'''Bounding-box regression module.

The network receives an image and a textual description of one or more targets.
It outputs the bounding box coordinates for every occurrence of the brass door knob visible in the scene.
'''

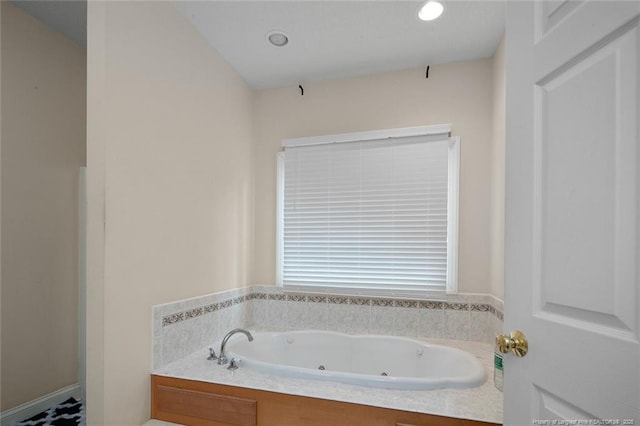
[496,330,528,357]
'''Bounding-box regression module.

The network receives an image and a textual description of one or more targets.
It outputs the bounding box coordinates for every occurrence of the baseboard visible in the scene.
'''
[0,383,81,426]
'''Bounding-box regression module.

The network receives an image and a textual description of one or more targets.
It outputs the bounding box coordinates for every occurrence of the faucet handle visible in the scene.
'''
[207,347,217,361]
[227,358,239,371]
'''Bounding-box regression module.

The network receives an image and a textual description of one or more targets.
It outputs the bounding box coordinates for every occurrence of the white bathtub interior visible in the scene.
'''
[226,330,486,390]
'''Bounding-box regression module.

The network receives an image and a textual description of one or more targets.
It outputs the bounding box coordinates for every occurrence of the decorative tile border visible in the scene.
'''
[471,303,489,312]
[396,300,418,308]
[162,296,228,326]
[488,304,504,320]
[267,293,285,301]
[419,301,444,309]
[184,307,203,319]
[159,287,504,328]
[444,302,468,310]
[350,297,370,306]
[372,298,394,307]
[308,295,326,303]
[328,296,349,304]
[287,294,306,302]
[161,312,184,327]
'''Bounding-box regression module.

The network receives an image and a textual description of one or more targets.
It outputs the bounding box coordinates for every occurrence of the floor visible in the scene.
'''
[13,398,84,426]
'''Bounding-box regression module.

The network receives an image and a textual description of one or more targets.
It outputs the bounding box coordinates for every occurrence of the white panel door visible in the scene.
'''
[505,1,640,424]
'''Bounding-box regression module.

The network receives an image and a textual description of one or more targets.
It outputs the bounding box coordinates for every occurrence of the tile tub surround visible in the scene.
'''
[153,287,253,369]
[153,338,503,424]
[153,286,504,370]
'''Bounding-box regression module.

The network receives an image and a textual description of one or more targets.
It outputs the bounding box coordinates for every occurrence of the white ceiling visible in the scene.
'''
[174,1,505,89]
[11,0,505,90]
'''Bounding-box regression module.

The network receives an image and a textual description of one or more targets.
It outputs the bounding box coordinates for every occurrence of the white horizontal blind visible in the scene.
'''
[282,135,450,295]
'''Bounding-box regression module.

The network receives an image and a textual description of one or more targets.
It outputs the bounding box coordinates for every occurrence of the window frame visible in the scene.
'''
[276,125,459,297]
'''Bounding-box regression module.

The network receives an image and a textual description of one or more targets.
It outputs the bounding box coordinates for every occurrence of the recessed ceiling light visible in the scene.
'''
[267,31,289,47]
[418,1,444,21]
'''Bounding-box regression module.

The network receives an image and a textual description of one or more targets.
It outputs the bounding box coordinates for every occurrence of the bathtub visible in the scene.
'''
[225,330,486,390]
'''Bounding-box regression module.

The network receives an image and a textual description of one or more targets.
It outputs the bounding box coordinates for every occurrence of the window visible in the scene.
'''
[277,125,459,298]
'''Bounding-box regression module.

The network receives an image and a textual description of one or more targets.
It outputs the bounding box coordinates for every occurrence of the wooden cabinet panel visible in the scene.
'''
[155,384,256,426]
[151,375,500,426]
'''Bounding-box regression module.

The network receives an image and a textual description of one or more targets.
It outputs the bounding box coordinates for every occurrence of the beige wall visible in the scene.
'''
[490,36,506,300]
[85,3,502,421]
[253,60,494,294]
[86,2,254,423]
[1,2,86,411]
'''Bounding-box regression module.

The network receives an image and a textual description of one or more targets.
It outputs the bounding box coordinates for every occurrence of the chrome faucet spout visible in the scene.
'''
[217,328,253,365]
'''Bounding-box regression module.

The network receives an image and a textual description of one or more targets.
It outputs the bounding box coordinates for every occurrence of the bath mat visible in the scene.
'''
[12,397,84,426]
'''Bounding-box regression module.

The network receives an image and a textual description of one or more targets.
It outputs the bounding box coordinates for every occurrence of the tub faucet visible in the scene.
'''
[218,328,253,365]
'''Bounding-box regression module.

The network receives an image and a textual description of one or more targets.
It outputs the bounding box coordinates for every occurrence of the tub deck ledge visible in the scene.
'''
[152,336,502,424]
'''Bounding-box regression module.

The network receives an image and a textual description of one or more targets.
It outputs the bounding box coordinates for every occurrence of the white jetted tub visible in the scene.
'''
[225,330,486,390]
